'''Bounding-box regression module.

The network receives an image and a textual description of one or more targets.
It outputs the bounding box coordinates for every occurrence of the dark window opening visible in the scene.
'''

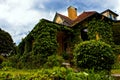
[81,28,89,41]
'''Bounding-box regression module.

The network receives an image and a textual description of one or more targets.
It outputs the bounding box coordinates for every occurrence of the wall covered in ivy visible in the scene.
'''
[112,22,120,45]
[18,19,73,55]
[86,18,113,44]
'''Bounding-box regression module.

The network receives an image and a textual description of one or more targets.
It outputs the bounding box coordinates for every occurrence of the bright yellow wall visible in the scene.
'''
[55,16,63,24]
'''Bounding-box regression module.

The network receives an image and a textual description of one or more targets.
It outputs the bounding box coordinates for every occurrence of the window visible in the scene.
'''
[109,14,112,19]
[81,28,89,41]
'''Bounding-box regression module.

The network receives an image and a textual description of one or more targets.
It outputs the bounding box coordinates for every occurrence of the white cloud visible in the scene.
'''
[0,0,54,44]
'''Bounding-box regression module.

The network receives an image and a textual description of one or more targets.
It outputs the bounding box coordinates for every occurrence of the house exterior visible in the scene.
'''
[101,9,118,21]
[53,6,120,54]
[18,6,120,57]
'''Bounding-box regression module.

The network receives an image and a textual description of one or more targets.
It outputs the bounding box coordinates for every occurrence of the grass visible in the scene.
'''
[111,69,120,74]
[0,67,45,79]
[0,67,115,80]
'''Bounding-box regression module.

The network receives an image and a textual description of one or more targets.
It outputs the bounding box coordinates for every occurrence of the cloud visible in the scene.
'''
[0,0,55,44]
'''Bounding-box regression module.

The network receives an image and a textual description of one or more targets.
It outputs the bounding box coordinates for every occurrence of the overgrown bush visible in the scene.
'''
[74,40,115,71]
[9,53,64,69]
[44,55,64,68]
[16,53,47,69]
[0,55,5,64]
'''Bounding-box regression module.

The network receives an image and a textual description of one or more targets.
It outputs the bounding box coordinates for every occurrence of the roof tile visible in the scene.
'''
[56,11,97,27]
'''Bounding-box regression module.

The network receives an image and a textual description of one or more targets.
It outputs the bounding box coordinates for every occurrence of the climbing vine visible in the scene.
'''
[86,18,113,44]
[16,19,73,68]
[18,19,73,55]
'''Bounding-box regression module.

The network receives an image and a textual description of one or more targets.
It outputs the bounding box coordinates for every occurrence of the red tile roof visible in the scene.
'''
[55,11,97,27]
[72,11,97,26]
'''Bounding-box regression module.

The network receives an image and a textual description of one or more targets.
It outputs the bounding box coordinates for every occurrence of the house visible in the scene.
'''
[18,6,120,57]
[53,6,118,26]
[53,6,120,54]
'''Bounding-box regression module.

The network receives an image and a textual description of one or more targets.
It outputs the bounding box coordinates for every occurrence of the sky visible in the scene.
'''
[0,0,120,45]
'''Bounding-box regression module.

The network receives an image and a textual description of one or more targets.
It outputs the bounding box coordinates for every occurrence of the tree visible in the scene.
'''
[0,28,15,56]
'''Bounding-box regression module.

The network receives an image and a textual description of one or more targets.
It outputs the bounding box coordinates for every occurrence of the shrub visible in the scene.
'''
[74,40,115,71]
[16,53,47,69]
[44,55,64,68]
[0,55,6,64]
[62,52,69,60]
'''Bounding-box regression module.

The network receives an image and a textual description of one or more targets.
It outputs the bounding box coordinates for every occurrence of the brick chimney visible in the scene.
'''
[68,6,77,20]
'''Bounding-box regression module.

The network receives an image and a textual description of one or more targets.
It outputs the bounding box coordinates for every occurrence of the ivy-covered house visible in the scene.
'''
[53,6,120,54]
[18,6,120,56]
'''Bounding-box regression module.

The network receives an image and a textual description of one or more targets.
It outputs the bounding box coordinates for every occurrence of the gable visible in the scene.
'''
[54,16,63,24]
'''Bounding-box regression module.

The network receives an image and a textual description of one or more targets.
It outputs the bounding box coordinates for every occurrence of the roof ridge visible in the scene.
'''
[54,11,98,27]
[71,11,97,26]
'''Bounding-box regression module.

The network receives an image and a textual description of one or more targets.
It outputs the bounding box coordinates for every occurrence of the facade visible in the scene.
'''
[53,6,120,54]
[18,6,120,56]
[54,6,119,26]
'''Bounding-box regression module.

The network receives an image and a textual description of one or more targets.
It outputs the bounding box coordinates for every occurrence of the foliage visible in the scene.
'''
[17,52,47,69]
[15,19,73,68]
[112,62,120,69]
[18,19,72,55]
[0,55,6,64]
[71,25,83,46]
[112,24,120,45]
[0,28,15,55]
[112,45,120,55]
[86,18,113,44]
[0,67,114,80]
[74,40,115,71]
[62,52,70,60]
[112,45,120,69]
[9,53,63,69]
[44,55,64,68]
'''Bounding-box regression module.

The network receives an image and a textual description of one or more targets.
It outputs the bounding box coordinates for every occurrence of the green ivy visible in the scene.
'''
[86,18,113,44]
[16,19,73,68]
[112,24,120,45]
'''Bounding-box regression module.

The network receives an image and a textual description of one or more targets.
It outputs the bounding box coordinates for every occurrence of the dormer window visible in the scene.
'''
[101,9,118,21]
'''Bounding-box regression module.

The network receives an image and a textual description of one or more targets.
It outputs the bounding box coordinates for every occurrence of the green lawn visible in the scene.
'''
[0,67,115,80]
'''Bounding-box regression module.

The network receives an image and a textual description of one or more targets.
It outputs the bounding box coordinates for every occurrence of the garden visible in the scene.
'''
[0,18,120,80]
